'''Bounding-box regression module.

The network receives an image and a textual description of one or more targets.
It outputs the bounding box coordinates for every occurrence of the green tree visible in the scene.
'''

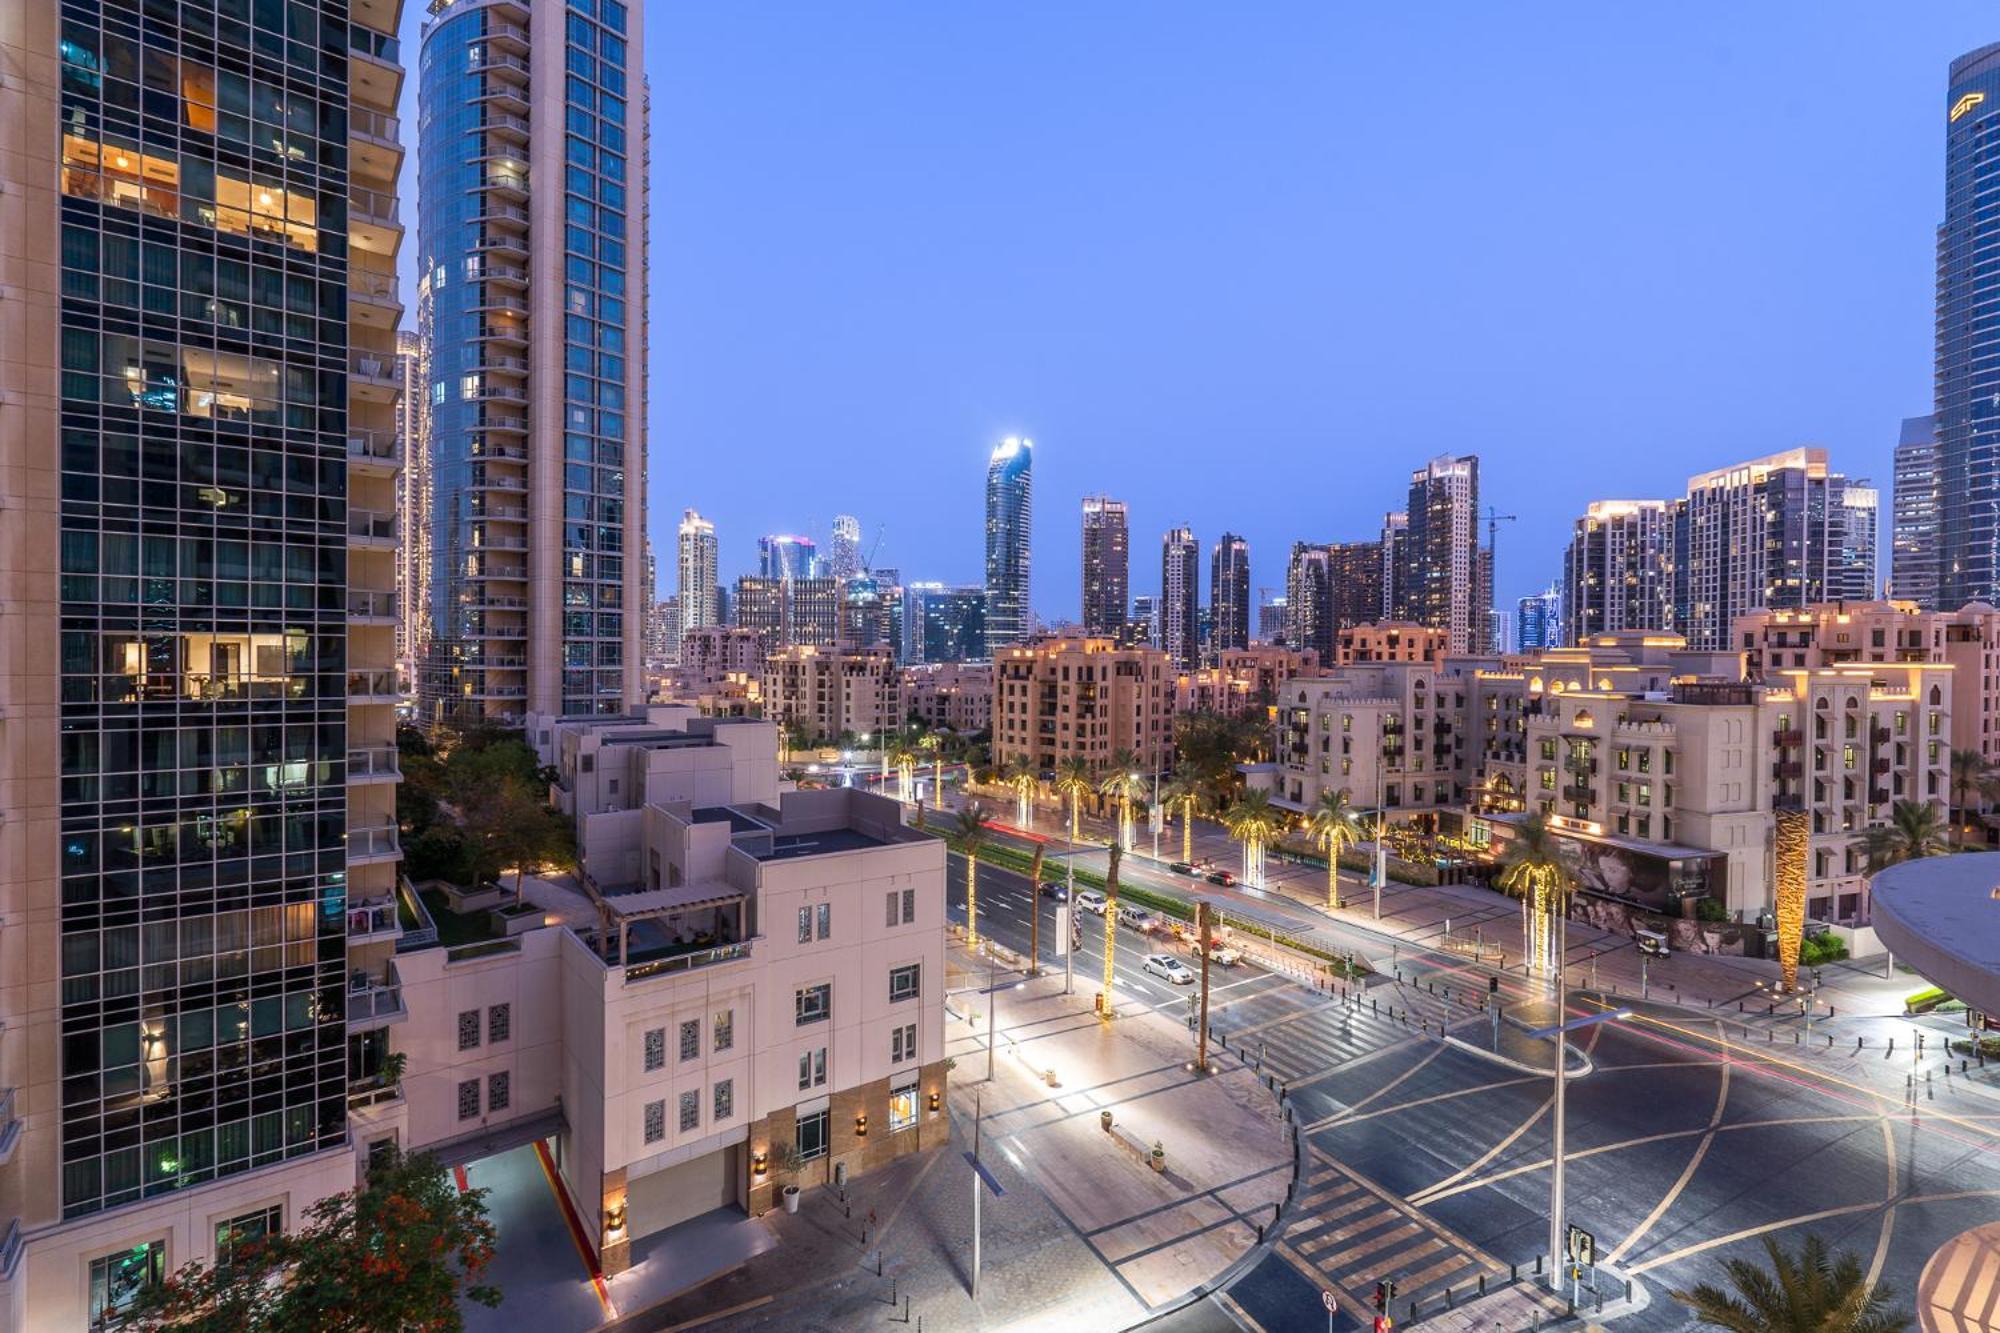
[952,804,991,949]
[116,1148,500,1332]
[1670,1233,1908,1333]
[1949,747,2000,844]
[1497,812,1576,977]
[1053,758,1095,841]
[1307,787,1364,910]
[1852,800,1950,874]
[1222,787,1285,889]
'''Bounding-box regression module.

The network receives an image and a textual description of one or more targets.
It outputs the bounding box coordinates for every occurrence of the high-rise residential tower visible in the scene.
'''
[984,437,1034,649]
[1285,543,1333,664]
[1937,45,2000,608]
[394,330,427,668]
[677,508,719,642]
[827,514,863,582]
[417,0,648,725]
[1892,415,1942,608]
[1561,500,1678,641]
[1210,533,1250,656]
[1517,587,1563,650]
[758,534,818,582]
[1676,449,1876,650]
[1161,527,1201,669]
[1080,495,1130,636]
[2,1,408,1323]
[1405,455,1484,654]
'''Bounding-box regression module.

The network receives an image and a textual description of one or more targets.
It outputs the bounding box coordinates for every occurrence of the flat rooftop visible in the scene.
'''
[1871,852,2000,1015]
[756,827,887,861]
[695,806,768,835]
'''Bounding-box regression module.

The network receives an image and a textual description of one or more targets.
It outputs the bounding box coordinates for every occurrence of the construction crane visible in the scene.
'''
[864,524,888,575]
[1482,507,1517,650]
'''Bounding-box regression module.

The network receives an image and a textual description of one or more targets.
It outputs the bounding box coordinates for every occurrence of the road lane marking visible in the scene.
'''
[533,1137,616,1318]
[1408,1093,1552,1206]
[1604,1062,1731,1264]
[1299,1044,1443,1123]
[1866,1116,1898,1290]
[1625,1199,1886,1276]
[1325,1074,1541,1128]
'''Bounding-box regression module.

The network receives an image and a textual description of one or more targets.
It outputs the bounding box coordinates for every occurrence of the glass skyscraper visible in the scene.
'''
[417,0,646,727]
[1936,43,2000,609]
[983,437,1032,649]
[4,0,407,1316]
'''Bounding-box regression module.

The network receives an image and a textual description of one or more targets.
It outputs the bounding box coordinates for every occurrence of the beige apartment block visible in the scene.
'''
[1259,663,1463,818]
[1333,621,1448,665]
[762,646,901,746]
[993,637,1173,776]
[900,662,994,735]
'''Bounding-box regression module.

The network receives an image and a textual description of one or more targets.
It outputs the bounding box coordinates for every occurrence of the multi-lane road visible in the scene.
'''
[945,837,2000,1331]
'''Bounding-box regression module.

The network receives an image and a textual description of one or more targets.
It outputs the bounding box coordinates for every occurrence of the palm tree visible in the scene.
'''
[887,740,919,804]
[1671,1233,1909,1333]
[1099,751,1145,852]
[1101,842,1122,1013]
[1004,754,1039,830]
[1053,758,1095,842]
[1852,800,1950,873]
[1026,842,1046,974]
[951,804,991,949]
[1160,766,1204,864]
[1497,813,1576,978]
[1949,747,1999,845]
[922,731,946,805]
[1222,787,1285,889]
[1307,788,1365,911]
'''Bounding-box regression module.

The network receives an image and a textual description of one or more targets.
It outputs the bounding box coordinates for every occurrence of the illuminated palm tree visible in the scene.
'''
[1307,787,1365,911]
[1101,841,1122,1015]
[1053,757,1095,842]
[1099,750,1145,852]
[1222,787,1284,890]
[1160,766,1203,864]
[1004,754,1038,830]
[1671,1233,1908,1333]
[888,740,919,804]
[1497,813,1576,978]
[1947,748,1997,845]
[1853,799,1950,872]
[951,804,991,950]
[922,731,945,805]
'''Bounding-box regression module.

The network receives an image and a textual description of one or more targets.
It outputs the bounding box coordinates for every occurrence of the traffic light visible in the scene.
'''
[1373,1279,1397,1311]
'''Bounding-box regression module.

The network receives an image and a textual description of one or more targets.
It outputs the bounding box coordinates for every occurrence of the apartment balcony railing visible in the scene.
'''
[0,1218,21,1282]
[348,745,401,782]
[397,877,439,952]
[1561,784,1594,804]
[346,967,407,1029]
[466,655,526,670]
[349,668,400,701]
[347,1080,405,1112]
[349,590,398,621]
[349,819,401,863]
[473,51,531,80]
[350,105,401,146]
[349,429,398,465]
[350,185,400,229]
[624,940,754,984]
[350,509,398,544]
[347,892,403,944]
[1773,729,1804,747]
[481,111,531,139]
[351,354,398,386]
[350,267,400,309]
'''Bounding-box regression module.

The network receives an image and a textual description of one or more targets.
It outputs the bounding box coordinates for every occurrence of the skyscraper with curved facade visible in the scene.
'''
[984,437,1033,648]
[417,0,647,727]
[1937,43,2000,609]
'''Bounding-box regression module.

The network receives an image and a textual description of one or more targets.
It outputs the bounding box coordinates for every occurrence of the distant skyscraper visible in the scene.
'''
[1405,455,1483,654]
[1210,533,1251,656]
[417,0,646,722]
[840,575,894,652]
[1937,44,2000,608]
[828,514,863,582]
[760,534,819,582]
[1893,414,1942,608]
[1380,511,1412,620]
[1562,500,1676,642]
[736,575,840,649]
[1162,527,1201,668]
[1081,496,1130,635]
[1285,543,1333,663]
[679,509,720,643]
[1258,595,1287,643]
[1676,449,1876,649]
[908,585,990,663]
[1131,595,1160,648]
[1328,542,1385,633]
[1517,586,1562,650]
[984,437,1034,648]
[647,596,682,672]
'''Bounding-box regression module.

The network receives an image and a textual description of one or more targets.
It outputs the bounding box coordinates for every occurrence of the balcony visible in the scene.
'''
[482,111,531,144]
[351,353,399,402]
[346,965,407,1031]
[349,266,402,328]
[0,1087,18,1166]
[349,185,402,251]
[472,473,528,493]
[0,1218,20,1282]
[348,745,401,784]
[624,941,754,983]
[477,624,528,640]
[349,668,401,703]
[465,654,526,670]
[470,291,528,319]
[485,18,530,51]
[475,169,529,204]
[347,892,404,945]
[475,263,528,290]
[350,508,398,548]
[1773,728,1804,747]
[471,684,528,699]
[471,199,529,230]
[1561,784,1594,804]
[349,818,402,865]
[474,50,531,83]
[472,441,528,461]
[349,589,398,624]
[1773,760,1804,780]
[466,383,528,405]
[349,428,400,473]
[350,104,401,151]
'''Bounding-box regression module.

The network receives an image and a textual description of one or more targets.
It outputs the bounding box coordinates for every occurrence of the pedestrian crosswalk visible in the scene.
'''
[1211,992,1416,1086]
[1279,1153,1503,1320]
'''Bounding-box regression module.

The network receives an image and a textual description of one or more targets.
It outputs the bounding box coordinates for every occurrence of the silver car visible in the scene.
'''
[1143,953,1195,985]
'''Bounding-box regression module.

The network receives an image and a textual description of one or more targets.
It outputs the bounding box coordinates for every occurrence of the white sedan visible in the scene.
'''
[1143,954,1196,985]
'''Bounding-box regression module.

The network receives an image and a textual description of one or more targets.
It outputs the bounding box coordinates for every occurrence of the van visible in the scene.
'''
[1635,928,1669,958]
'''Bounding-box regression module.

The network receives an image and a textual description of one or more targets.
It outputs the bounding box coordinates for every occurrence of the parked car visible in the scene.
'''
[1190,939,1242,966]
[1117,904,1156,931]
[1039,881,1068,901]
[1170,861,1198,876]
[1075,890,1107,915]
[1143,954,1196,985]
[1206,869,1236,887]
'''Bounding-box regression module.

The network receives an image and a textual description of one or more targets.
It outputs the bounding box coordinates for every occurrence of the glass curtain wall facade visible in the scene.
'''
[983,437,1032,649]
[46,0,404,1221]
[418,0,643,726]
[1938,44,2000,609]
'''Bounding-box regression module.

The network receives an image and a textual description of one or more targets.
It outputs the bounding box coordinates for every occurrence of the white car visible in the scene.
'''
[1143,954,1196,985]
[1075,890,1108,915]
[1191,940,1242,966]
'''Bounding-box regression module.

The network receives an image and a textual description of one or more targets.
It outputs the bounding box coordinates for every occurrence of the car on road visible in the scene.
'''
[1075,890,1107,915]
[1206,869,1236,886]
[1169,861,1198,876]
[1142,954,1196,984]
[1190,940,1241,966]
[1116,904,1156,931]
[1039,881,1068,901]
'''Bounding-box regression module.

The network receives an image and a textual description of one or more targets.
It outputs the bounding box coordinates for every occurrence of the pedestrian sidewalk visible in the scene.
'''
[620,946,1293,1332]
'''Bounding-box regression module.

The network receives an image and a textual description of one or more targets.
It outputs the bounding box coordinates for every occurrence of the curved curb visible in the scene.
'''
[1443,1033,1594,1079]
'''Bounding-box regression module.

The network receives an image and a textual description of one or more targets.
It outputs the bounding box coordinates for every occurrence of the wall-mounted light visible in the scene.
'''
[751,1150,768,1177]
[604,1199,627,1237]
[927,1091,940,1114]
[855,1113,869,1137]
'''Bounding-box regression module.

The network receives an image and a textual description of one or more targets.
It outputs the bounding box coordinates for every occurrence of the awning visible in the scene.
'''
[605,881,744,918]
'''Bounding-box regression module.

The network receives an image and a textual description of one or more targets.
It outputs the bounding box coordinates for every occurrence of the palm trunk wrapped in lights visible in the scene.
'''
[1102,843,1122,1017]
[1774,805,1808,992]
[1308,790,1364,913]
[1223,789,1281,893]
[1181,799,1195,863]
[1499,814,1572,984]
[952,806,990,952]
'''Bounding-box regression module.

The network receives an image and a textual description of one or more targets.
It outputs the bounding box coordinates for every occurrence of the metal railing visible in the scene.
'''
[0,1218,21,1281]
[348,746,401,780]
[350,509,398,543]
[349,429,397,463]
[347,893,402,939]
[349,590,398,620]
[347,980,406,1024]
[350,185,400,227]
[624,940,753,983]
[349,821,401,860]
[0,1087,18,1161]
[471,201,529,226]
[473,51,531,77]
[348,668,399,699]
[350,105,401,143]
[397,877,440,951]
[482,112,531,136]
[350,268,399,305]
[351,354,397,383]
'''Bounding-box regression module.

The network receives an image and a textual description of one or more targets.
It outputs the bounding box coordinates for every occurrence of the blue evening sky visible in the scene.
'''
[398,4,1995,620]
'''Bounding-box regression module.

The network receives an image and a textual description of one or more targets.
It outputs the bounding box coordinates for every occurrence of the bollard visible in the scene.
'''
[1625,1279,1633,1302]
[1479,1274,1487,1295]
[1512,1262,1519,1283]
[1890,1037,1896,1053]
[1535,1254,1544,1275]
[904,1295,911,1322]
[1858,1036,1864,1051]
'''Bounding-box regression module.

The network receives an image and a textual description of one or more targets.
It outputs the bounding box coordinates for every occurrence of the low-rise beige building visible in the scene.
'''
[1173,646,1318,715]
[993,637,1173,775]
[762,646,902,746]
[900,662,994,734]
[1333,621,1447,665]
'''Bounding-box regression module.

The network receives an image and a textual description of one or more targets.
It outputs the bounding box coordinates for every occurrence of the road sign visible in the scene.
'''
[1566,1223,1595,1269]
[1322,1290,1337,1312]
[1055,906,1071,956]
